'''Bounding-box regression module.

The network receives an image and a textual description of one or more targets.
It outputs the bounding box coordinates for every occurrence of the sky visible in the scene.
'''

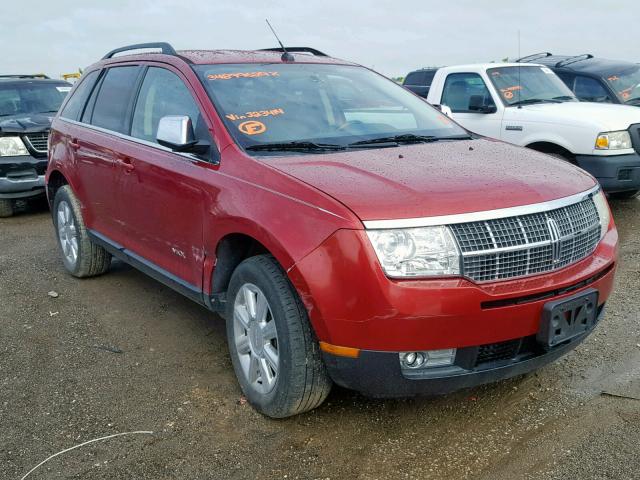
[3,0,639,79]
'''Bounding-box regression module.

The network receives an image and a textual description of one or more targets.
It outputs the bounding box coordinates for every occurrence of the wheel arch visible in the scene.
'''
[208,226,297,297]
[525,141,576,163]
[46,169,69,208]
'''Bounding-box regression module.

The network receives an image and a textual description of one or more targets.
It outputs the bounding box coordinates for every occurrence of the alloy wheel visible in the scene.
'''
[57,200,78,267]
[233,283,279,395]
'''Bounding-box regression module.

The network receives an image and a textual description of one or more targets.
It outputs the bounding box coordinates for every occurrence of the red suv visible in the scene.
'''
[46,43,618,418]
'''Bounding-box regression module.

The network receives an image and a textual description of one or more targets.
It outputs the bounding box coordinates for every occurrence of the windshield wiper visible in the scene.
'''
[37,110,59,114]
[551,95,576,101]
[348,133,472,147]
[511,98,563,106]
[245,141,345,152]
[626,97,640,105]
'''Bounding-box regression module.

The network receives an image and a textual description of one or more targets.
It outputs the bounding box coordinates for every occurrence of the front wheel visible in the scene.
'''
[225,255,332,418]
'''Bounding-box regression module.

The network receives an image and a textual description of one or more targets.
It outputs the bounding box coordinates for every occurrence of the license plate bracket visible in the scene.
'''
[537,288,599,349]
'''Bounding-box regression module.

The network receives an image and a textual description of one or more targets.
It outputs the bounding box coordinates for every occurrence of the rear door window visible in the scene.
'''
[60,70,99,121]
[90,66,141,134]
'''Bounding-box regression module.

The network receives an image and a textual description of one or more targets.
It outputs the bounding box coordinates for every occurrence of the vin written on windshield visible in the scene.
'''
[195,63,468,154]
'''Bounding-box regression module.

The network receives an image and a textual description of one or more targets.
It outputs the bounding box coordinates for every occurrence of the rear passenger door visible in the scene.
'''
[116,65,215,291]
[69,66,142,238]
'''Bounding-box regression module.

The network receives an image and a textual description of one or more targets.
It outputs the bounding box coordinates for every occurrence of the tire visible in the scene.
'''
[0,199,13,218]
[225,254,332,418]
[609,190,639,200]
[52,185,112,277]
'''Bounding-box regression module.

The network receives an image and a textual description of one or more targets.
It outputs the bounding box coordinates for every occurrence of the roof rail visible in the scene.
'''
[555,54,593,68]
[0,74,50,79]
[102,42,177,60]
[259,47,329,57]
[516,52,553,63]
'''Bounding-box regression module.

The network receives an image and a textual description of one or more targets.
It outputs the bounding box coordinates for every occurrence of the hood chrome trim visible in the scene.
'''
[363,185,601,229]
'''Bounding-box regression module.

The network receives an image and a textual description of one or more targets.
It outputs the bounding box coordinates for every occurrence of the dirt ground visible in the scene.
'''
[1,197,639,480]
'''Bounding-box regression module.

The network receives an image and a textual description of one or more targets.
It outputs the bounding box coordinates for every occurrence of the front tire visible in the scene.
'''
[52,185,112,277]
[0,199,13,218]
[225,255,332,418]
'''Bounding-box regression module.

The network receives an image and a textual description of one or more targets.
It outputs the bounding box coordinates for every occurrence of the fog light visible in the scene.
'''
[400,349,456,369]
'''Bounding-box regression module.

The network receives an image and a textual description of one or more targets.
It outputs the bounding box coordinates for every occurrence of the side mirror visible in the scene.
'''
[468,95,497,114]
[157,115,198,151]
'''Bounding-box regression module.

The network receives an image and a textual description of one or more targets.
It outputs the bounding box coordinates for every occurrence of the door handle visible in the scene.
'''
[117,156,135,173]
[69,138,80,150]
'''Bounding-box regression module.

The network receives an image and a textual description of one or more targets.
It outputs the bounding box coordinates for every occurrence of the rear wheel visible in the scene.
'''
[53,185,112,277]
[225,254,332,418]
[0,199,14,218]
[609,190,639,200]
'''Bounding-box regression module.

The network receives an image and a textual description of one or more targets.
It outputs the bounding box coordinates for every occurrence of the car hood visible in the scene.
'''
[264,139,597,222]
[519,101,640,130]
[0,113,54,134]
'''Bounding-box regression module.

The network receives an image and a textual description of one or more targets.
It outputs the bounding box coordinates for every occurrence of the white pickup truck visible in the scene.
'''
[426,63,640,198]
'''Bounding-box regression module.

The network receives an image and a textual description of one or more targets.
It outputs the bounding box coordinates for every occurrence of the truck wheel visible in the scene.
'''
[53,185,112,277]
[0,199,13,218]
[609,190,639,200]
[225,254,332,418]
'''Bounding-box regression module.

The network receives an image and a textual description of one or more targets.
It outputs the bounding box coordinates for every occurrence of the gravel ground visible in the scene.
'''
[1,196,639,480]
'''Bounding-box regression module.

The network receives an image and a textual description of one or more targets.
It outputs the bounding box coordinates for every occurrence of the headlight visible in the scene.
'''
[0,136,29,156]
[592,189,611,239]
[595,130,632,150]
[366,226,461,277]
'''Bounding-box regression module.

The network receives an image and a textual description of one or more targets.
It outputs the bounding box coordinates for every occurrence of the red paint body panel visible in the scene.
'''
[264,139,597,221]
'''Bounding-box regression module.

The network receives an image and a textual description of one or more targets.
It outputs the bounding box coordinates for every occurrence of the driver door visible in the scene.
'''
[441,72,504,138]
[115,66,216,291]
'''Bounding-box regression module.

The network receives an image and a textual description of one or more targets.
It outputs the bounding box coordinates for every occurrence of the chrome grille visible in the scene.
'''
[23,131,49,153]
[451,196,601,282]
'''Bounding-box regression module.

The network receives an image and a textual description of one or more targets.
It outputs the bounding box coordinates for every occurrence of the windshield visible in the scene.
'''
[195,63,468,153]
[487,66,577,106]
[603,66,640,104]
[0,81,71,117]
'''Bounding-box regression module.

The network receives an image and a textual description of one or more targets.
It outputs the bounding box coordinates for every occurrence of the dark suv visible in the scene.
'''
[402,68,438,98]
[0,75,71,217]
[517,53,640,106]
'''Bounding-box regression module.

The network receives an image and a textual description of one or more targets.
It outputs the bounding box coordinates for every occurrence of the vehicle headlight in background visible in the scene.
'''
[366,226,461,277]
[0,136,29,157]
[595,130,632,150]
[592,189,611,239]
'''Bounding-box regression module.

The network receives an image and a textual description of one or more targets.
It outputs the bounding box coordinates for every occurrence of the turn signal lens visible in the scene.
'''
[319,341,360,358]
[595,135,609,149]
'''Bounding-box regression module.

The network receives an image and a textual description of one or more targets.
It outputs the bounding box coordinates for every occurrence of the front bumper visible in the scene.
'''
[0,154,47,199]
[323,305,604,397]
[575,152,640,193]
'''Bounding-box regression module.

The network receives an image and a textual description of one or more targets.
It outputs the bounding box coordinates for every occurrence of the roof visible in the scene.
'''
[100,49,357,67]
[439,62,544,71]
[519,54,638,75]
